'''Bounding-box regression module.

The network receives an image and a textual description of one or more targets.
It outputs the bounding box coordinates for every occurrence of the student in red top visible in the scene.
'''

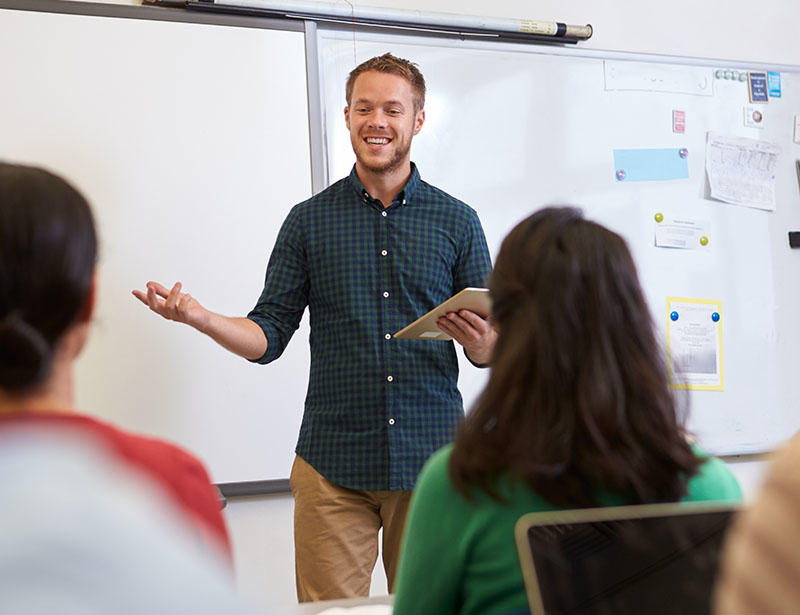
[0,162,231,563]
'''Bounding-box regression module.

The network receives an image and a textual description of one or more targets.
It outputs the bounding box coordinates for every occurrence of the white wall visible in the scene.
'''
[224,493,390,608]
[59,0,799,610]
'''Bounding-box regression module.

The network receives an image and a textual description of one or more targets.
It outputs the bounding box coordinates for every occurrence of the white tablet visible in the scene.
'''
[393,287,491,340]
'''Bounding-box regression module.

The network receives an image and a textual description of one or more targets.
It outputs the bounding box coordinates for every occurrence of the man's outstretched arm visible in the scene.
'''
[132,281,267,361]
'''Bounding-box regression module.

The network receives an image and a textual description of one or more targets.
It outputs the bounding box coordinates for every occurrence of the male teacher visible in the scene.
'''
[133,53,495,601]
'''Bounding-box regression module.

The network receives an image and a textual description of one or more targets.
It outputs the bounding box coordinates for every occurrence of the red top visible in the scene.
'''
[0,412,231,563]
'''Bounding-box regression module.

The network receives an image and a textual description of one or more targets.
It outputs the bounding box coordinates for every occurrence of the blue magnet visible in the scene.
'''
[711,312,720,322]
[670,311,679,321]
[616,169,626,181]
[679,148,688,158]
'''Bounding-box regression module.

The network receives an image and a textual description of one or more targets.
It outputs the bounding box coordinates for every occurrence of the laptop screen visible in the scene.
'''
[515,503,737,615]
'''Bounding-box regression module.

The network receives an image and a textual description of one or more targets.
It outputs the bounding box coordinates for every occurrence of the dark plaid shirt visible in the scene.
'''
[248,164,491,490]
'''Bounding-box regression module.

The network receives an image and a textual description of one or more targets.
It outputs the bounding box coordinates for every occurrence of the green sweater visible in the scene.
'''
[392,444,742,615]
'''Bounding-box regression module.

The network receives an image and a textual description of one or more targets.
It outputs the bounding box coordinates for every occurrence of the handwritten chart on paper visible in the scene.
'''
[705,132,780,211]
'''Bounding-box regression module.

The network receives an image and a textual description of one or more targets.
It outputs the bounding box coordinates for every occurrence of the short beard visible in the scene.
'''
[356,141,411,176]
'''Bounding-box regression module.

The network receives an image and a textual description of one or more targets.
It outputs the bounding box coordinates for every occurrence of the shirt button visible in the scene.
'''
[384,333,391,340]
[383,291,389,298]
[381,211,387,217]
[387,376,393,382]
[381,250,387,256]
[388,418,395,425]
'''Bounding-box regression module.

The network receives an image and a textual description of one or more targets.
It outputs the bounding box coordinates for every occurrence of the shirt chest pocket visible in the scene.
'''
[394,234,457,297]
[307,235,380,311]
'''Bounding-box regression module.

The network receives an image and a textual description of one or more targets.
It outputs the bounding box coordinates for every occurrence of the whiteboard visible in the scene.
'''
[0,6,313,483]
[317,28,800,455]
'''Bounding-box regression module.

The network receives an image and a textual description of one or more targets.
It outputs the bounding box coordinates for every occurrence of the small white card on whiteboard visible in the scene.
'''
[744,105,765,129]
[653,214,710,249]
[604,60,713,96]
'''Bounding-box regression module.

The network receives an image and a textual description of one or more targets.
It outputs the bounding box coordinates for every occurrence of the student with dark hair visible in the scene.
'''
[392,207,742,615]
[0,163,231,563]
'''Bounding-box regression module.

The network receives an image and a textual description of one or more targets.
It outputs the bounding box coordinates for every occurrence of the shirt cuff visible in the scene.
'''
[463,347,489,369]
[245,315,275,364]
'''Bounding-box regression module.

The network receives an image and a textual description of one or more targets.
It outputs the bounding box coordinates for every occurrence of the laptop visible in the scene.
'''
[514,502,739,615]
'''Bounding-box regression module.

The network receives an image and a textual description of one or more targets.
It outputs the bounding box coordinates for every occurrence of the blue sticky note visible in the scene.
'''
[768,71,781,98]
[613,148,689,182]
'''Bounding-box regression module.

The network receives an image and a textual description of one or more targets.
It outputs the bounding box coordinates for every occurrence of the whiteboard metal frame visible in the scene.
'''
[303,19,328,193]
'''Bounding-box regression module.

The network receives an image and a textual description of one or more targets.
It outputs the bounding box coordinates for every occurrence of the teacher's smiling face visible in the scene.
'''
[345,70,425,178]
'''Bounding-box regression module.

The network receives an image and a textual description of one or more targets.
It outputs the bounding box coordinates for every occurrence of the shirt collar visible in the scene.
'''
[346,162,421,206]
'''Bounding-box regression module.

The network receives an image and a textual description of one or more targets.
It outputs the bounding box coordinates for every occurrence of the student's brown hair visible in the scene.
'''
[449,206,701,506]
[345,53,426,112]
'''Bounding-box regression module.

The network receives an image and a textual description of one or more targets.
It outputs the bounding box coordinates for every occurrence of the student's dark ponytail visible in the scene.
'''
[0,163,97,393]
[0,313,52,391]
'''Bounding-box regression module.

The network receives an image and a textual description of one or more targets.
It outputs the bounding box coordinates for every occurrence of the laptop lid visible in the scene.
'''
[514,502,738,615]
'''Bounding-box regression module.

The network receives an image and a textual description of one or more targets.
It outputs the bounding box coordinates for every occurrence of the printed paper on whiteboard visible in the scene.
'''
[705,132,780,211]
[654,215,710,250]
[666,297,724,391]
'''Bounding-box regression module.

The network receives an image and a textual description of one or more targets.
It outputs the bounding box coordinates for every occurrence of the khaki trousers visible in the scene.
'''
[289,455,413,602]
